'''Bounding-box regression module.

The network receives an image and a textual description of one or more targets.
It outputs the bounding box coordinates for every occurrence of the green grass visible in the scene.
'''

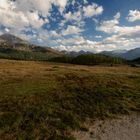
[0,59,140,140]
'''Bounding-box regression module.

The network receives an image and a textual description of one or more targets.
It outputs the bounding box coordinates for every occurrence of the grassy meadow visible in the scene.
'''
[0,59,140,139]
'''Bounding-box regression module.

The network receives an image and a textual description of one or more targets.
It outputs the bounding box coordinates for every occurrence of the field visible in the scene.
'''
[0,59,140,140]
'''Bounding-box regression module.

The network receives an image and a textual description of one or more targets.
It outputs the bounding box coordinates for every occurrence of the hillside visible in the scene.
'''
[102,50,127,58]
[0,33,27,44]
[0,34,63,60]
[123,48,140,60]
[0,59,139,140]
[0,34,30,51]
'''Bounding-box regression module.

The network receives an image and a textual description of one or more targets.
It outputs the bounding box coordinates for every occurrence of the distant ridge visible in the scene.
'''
[122,48,140,60]
[101,48,140,60]
[65,48,140,60]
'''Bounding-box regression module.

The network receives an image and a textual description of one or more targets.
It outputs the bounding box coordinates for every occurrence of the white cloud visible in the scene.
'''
[0,0,13,10]
[61,25,83,36]
[0,0,51,31]
[114,12,121,20]
[56,36,86,46]
[0,0,69,31]
[14,0,52,16]
[60,10,86,29]
[55,0,68,13]
[83,3,103,17]
[127,10,140,22]
[97,12,140,36]
[15,0,68,16]
[55,33,140,52]
[95,12,140,51]
[95,35,102,39]
[64,11,82,21]
[5,28,10,32]
[50,31,61,38]
[83,0,88,4]
[96,12,120,33]
[55,43,99,52]
[0,9,46,29]
[60,2,103,30]
[102,34,140,50]
[54,35,116,52]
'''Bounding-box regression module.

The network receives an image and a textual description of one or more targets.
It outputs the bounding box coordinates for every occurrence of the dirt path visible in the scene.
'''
[73,114,140,140]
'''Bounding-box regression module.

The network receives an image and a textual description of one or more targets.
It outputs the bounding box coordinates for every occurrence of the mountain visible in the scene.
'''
[63,48,140,61]
[101,48,140,60]
[102,50,127,57]
[122,48,140,60]
[0,34,27,44]
[66,50,93,57]
[0,33,32,51]
[0,34,63,60]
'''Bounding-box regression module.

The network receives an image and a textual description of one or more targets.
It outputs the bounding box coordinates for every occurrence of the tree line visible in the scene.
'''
[49,54,126,65]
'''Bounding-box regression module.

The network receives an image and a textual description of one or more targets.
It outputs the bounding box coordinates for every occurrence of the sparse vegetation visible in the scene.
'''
[0,59,140,139]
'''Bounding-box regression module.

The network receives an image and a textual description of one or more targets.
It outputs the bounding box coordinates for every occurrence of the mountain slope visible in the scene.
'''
[0,34,32,51]
[122,48,140,60]
[66,50,93,57]
[0,34,63,60]
[0,34,26,44]
[102,50,127,57]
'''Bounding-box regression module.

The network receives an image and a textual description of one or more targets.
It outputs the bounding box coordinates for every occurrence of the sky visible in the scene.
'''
[0,0,140,52]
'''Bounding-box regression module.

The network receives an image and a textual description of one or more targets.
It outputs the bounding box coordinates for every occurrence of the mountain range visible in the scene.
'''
[0,33,140,60]
[65,48,140,60]
[101,48,140,60]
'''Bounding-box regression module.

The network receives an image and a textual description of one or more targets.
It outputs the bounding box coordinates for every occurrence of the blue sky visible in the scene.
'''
[0,0,140,52]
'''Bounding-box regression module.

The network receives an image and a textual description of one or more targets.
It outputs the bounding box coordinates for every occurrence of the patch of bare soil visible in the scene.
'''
[73,114,140,140]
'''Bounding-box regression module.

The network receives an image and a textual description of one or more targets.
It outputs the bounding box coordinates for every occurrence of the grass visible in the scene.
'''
[0,59,140,140]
